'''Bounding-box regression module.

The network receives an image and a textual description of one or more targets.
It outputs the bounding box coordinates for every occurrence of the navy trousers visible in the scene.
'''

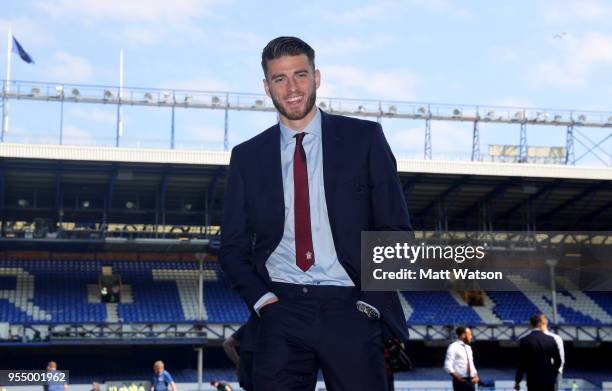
[252,282,388,391]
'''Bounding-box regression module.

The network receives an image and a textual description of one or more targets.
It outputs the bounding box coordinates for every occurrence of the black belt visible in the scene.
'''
[269,281,358,300]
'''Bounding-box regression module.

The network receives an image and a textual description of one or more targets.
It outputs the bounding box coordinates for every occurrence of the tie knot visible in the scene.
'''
[294,132,306,145]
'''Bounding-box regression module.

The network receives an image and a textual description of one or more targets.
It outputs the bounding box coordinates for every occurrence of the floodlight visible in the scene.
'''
[55,85,63,97]
[104,90,114,100]
[388,105,397,114]
[514,111,524,121]
[18,199,29,207]
[553,114,562,122]
[143,92,153,102]
[255,99,264,108]
[184,95,192,104]
[71,88,80,97]
[357,105,366,113]
[318,101,327,109]
[577,114,587,123]
[486,110,495,119]
[31,87,40,96]
[417,106,427,116]
[161,91,172,103]
[452,108,462,117]
[125,201,135,209]
[211,96,221,106]
[81,200,90,208]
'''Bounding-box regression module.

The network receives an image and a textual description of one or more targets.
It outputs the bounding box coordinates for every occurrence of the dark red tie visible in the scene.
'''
[294,132,315,272]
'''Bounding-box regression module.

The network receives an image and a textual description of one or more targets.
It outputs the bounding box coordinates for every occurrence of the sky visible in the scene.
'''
[1,0,612,165]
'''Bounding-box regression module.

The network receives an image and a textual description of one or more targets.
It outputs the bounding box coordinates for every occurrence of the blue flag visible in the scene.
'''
[12,36,34,64]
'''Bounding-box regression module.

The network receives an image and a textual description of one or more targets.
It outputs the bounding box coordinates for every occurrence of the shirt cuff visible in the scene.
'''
[254,292,278,316]
[356,300,381,318]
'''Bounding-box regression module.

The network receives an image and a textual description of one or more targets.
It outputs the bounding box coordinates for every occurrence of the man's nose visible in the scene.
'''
[287,77,298,91]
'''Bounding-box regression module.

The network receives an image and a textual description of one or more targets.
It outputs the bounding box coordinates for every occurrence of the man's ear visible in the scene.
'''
[315,69,321,90]
[263,78,271,98]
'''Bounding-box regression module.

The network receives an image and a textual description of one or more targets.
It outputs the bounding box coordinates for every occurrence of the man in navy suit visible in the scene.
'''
[219,36,411,391]
[515,314,562,391]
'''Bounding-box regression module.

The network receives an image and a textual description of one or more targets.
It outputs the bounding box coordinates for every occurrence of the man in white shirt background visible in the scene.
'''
[444,326,479,391]
[539,315,565,389]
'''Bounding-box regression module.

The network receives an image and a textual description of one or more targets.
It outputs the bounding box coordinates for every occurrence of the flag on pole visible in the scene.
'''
[12,36,34,64]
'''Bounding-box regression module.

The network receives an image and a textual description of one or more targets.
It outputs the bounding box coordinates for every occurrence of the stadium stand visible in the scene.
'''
[0,259,610,326]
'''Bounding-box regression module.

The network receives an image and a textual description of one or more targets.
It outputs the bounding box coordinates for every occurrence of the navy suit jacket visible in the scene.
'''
[515,330,562,386]
[219,110,412,341]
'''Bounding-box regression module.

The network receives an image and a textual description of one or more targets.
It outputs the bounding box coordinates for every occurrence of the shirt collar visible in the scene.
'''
[279,107,322,146]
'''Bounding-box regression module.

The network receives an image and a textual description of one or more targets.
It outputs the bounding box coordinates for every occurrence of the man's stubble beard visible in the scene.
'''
[270,84,317,121]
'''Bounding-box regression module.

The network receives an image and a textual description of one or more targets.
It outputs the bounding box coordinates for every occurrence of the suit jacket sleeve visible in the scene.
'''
[360,123,413,319]
[368,122,412,231]
[219,147,270,309]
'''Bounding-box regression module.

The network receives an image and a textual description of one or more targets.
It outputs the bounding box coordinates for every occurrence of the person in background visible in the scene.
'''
[150,361,177,391]
[222,322,254,391]
[540,314,565,389]
[515,314,562,391]
[45,361,68,391]
[444,326,479,391]
[209,380,232,391]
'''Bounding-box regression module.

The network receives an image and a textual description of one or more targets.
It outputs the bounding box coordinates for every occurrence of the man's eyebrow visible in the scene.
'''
[269,72,286,79]
[270,68,310,79]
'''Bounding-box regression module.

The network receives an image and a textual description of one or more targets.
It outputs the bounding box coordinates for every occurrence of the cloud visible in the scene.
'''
[318,64,419,100]
[176,125,225,149]
[43,52,94,83]
[69,107,116,124]
[158,76,232,92]
[35,0,225,45]
[529,32,612,88]
[36,0,223,22]
[322,2,397,25]
[543,0,612,24]
[491,97,534,109]
[312,35,396,58]
[408,0,474,20]
[386,121,472,159]
[61,125,97,146]
[0,17,51,45]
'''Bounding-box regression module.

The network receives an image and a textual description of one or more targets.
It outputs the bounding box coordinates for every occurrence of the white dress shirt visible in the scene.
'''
[545,330,565,374]
[444,340,477,378]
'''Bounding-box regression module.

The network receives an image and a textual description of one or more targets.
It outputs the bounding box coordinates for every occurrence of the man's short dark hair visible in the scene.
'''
[530,313,544,327]
[261,36,315,78]
[455,326,469,337]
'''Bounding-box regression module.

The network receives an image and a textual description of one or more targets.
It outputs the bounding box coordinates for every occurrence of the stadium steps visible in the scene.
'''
[0,267,52,321]
[106,303,119,322]
[473,292,503,324]
[506,275,565,322]
[397,291,414,321]
[556,278,612,323]
[449,290,469,306]
[87,284,99,303]
[121,285,134,304]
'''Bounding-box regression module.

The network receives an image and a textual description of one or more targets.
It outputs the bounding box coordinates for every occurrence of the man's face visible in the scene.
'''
[263,54,320,122]
[154,364,163,374]
[462,328,473,344]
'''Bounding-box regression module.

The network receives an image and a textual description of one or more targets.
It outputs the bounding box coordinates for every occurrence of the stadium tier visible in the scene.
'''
[0,259,610,326]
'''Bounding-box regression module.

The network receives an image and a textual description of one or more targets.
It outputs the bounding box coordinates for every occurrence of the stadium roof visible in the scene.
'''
[1,143,611,231]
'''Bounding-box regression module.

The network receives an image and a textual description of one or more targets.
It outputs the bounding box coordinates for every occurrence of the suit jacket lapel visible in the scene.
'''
[261,124,285,227]
[321,111,342,237]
